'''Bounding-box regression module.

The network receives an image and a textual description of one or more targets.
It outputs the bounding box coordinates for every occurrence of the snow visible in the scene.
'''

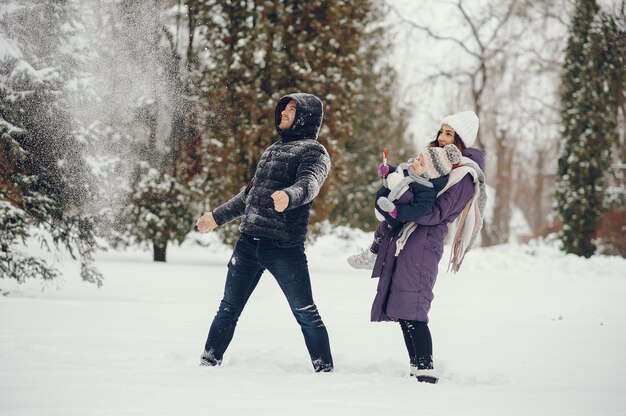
[0,33,22,60]
[2,229,626,415]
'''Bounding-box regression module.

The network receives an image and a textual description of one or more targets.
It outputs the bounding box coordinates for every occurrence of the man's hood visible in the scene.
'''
[275,93,324,142]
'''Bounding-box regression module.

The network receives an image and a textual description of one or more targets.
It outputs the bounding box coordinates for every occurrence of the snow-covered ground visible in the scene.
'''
[2,229,625,415]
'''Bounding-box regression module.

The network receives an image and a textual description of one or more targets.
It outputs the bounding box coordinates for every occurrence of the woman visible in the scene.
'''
[370,110,486,384]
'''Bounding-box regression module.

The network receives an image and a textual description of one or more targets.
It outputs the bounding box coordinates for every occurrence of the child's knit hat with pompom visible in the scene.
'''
[420,144,462,179]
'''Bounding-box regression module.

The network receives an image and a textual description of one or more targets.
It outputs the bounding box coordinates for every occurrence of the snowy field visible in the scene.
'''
[1,229,626,416]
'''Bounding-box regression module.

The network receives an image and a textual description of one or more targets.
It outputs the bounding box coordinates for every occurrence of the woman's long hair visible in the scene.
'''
[428,129,467,152]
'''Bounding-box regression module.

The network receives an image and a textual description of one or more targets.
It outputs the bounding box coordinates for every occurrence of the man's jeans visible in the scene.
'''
[203,233,333,372]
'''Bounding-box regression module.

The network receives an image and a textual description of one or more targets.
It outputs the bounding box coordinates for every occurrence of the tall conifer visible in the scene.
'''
[0,1,101,283]
[195,0,407,239]
[556,0,624,257]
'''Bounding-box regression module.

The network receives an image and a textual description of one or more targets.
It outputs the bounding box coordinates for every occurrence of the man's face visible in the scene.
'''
[279,100,297,130]
[437,124,456,146]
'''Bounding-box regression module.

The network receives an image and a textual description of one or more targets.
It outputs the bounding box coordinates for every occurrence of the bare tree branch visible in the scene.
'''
[484,1,518,47]
[456,0,485,55]
[388,3,481,60]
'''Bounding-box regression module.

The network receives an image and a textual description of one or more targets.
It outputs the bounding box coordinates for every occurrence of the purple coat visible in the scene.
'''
[370,148,485,323]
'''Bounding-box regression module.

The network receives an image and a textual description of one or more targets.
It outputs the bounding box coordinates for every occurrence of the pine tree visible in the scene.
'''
[195,0,265,243]
[556,0,625,257]
[330,3,412,230]
[0,0,102,284]
[195,0,384,241]
[279,0,380,229]
[88,0,202,261]
[115,162,200,261]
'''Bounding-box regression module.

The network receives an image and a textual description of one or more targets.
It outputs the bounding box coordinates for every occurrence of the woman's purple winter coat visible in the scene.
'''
[370,148,485,323]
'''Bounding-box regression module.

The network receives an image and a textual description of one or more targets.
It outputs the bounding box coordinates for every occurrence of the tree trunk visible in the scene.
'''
[486,129,514,246]
[153,242,167,262]
[186,0,197,73]
[533,149,545,234]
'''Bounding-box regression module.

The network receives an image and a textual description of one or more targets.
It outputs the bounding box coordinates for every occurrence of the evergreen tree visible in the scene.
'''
[196,0,265,243]
[115,162,200,262]
[556,0,625,257]
[195,0,388,240]
[90,0,202,261]
[0,0,102,284]
[331,4,412,230]
[277,0,372,226]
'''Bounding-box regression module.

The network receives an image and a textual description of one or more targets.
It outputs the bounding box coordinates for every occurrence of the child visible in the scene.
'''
[347,144,461,269]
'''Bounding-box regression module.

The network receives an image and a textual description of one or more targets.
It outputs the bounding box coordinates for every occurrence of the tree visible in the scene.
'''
[84,0,202,261]
[0,0,102,284]
[556,0,625,257]
[194,0,382,241]
[331,3,413,230]
[390,0,537,246]
[115,163,199,262]
[390,0,598,247]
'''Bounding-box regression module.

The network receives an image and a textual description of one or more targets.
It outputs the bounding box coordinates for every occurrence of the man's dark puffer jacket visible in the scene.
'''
[212,93,330,243]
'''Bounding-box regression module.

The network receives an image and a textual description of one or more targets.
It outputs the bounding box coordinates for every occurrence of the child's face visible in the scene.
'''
[410,154,425,175]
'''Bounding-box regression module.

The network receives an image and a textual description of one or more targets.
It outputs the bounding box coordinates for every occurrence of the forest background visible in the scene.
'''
[1,0,624,285]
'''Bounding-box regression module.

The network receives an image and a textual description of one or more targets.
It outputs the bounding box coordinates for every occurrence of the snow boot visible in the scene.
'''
[410,367,438,384]
[199,350,222,367]
[410,355,438,384]
[347,248,377,270]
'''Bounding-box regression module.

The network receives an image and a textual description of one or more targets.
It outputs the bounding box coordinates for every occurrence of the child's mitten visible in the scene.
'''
[377,196,395,213]
[378,163,390,178]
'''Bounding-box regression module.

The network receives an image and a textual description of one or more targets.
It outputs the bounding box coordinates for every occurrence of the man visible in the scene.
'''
[196,93,333,372]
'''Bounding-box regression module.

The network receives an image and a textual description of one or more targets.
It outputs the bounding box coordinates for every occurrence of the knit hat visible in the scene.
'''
[420,144,462,179]
[440,111,479,147]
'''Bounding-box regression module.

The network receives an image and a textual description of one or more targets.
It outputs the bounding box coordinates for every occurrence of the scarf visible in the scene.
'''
[442,156,487,272]
[387,162,433,202]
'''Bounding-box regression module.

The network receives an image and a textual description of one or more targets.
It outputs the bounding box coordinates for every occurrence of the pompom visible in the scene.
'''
[444,144,462,165]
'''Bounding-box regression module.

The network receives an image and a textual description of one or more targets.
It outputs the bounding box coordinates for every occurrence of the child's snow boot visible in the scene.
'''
[347,248,377,270]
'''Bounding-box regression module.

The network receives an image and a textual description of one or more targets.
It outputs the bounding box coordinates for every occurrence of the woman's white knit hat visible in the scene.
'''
[440,111,479,147]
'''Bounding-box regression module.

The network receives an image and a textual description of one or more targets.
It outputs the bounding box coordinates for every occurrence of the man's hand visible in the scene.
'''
[271,190,289,212]
[196,212,218,233]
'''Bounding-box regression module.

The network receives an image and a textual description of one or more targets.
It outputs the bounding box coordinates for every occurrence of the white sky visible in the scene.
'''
[384,0,622,149]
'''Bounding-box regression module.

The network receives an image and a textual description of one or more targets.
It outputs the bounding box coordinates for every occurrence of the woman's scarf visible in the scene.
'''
[441,156,487,272]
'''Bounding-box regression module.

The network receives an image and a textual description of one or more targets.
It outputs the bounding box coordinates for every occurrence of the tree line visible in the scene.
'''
[1,0,624,286]
[0,0,412,284]
[390,0,625,258]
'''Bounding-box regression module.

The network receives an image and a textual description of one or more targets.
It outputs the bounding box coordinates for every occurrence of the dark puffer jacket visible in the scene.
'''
[212,93,331,242]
